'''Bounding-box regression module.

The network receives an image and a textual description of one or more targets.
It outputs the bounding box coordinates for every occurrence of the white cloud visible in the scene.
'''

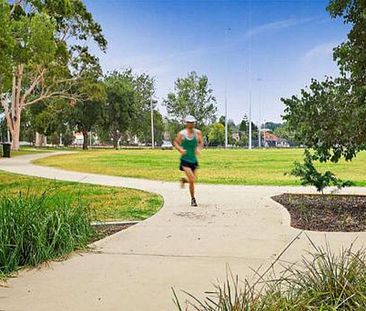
[245,17,317,38]
[303,42,338,62]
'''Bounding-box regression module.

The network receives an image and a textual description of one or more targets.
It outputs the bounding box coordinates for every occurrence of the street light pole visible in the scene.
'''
[225,93,228,149]
[257,78,263,148]
[248,0,253,150]
[224,27,231,149]
[150,96,155,149]
[248,90,252,149]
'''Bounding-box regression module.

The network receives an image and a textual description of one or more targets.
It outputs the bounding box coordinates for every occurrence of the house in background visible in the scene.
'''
[262,130,290,148]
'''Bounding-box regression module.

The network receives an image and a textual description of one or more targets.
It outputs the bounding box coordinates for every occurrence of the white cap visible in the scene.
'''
[184,115,197,123]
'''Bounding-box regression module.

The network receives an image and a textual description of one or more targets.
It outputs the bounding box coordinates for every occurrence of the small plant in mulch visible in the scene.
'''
[280,149,362,232]
[288,149,353,194]
[272,193,366,232]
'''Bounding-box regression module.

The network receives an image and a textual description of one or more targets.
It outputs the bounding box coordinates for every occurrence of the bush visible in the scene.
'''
[173,244,366,310]
[289,149,353,193]
[0,192,95,276]
[62,130,75,147]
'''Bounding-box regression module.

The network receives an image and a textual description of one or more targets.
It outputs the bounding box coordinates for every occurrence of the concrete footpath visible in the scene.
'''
[0,152,365,311]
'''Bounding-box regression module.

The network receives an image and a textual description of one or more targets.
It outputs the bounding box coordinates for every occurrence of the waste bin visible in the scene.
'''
[2,143,11,158]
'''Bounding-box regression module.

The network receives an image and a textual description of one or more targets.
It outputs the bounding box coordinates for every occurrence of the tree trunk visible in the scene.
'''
[35,132,47,147]
[11,126,20,150]
[112,131,120,149]
[10,104,22,150]
[82,130,88,150]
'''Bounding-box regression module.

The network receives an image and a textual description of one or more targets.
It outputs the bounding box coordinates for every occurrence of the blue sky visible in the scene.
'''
[85,0,349,124]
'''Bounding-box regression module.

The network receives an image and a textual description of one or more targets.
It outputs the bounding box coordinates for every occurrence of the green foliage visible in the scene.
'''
[164,71,217,126]
[327,0,366,83]
[282,77,360,162]
[100,70,155,147]
[137,110,164,144]
[174,245,366,310]
[50,132,61,145]
[62,129,74,147]
[1,0,107,149]
[282,0,366,163]
[165,118,182,141]
[238,133,248,147]
[264,121,282,132]
[273,122,298,146]
[70,69,106,149]
[0,0,14,90]
[289,150,353,193]
[0,192,94,276]
[208,123,225,146]
[101,70,138,147]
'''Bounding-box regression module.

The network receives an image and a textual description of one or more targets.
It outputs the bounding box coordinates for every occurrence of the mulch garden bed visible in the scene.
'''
[91,223,135,242]
[272,193,366,232]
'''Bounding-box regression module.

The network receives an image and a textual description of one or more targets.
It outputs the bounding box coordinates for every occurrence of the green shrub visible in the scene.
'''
[0,192,95,276]
[289,149,353,193]
[173,245,366,310]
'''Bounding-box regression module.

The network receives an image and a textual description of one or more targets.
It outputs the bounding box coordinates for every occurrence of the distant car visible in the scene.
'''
[161,140,173,150]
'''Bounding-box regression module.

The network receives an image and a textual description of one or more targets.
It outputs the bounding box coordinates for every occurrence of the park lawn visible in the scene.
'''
[33,148,366,186]
[0,170,163,221]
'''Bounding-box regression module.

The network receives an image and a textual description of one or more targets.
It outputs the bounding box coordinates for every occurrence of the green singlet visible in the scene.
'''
[180,129,198,163]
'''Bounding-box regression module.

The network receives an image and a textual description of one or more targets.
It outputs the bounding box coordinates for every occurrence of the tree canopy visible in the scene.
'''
[282,0,366,162]
[164,71,217,126]
[0,0,107,149]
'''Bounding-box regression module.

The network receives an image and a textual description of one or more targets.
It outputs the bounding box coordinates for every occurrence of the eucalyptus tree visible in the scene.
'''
[0,0,107,149]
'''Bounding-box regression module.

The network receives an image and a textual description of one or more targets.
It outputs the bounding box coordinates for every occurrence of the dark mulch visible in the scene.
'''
[272,193,366,232]
[91,223,135,242]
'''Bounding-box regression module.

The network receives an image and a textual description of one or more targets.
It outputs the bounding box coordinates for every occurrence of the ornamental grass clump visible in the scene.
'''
[0,192,95,276]
[174,243,366,310]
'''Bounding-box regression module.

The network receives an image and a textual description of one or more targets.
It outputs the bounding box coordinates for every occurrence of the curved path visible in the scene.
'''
[0,152,366,311]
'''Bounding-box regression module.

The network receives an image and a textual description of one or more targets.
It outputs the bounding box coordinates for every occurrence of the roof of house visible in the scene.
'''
[263,131,279,142]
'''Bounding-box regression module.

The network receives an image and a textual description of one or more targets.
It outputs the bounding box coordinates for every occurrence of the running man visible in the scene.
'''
[173,115,204,207]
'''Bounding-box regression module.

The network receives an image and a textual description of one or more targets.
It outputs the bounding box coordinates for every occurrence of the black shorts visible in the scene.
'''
[179,159,199,172]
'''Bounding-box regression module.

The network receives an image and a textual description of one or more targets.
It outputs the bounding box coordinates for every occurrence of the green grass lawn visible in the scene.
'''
[0,171,163,221]
[33,148,366,186]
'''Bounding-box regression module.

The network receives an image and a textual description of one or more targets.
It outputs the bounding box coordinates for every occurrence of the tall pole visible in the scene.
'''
[257,78,263,148]
[150,96,155,149]
[225,93,228,149]
[248,0,253,150]
[249,90,252,149]
[224,27,230,149]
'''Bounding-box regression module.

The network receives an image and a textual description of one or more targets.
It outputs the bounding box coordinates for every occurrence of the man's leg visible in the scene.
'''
[182,166,195,199]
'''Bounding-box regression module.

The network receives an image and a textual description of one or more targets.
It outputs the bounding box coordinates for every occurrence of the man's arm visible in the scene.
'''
[173,132,186,155]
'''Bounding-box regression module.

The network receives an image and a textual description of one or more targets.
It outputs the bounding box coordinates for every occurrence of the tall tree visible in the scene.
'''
[0,1,13,97]
[282,0,366,163]
[0,0,106,150]
[101,71,137,148]
[164,71,217,126]
[239,115,249,133]
[101,70,155,148]
[69,67,106,150]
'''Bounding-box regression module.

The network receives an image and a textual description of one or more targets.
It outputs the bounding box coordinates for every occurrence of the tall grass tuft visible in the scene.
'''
[173,244,366,310]
[0,192,95,277]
